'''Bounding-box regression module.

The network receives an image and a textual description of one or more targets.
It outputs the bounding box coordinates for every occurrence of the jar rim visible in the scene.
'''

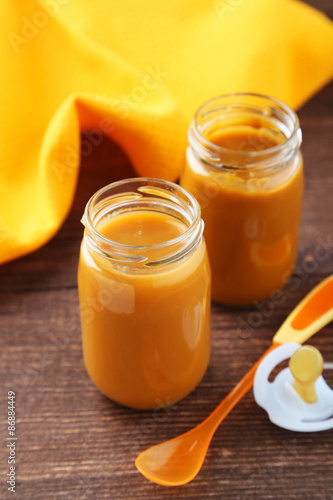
[191,92,301,170]
[82,178,204,266]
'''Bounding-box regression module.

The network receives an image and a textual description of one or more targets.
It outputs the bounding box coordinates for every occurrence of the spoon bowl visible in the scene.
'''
[136,429,208,486]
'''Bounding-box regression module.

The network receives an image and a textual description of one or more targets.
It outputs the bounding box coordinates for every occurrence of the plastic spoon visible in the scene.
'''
[136,275,333,486]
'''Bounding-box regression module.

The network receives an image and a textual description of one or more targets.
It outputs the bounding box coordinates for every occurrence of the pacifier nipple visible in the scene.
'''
[289,345,324,403]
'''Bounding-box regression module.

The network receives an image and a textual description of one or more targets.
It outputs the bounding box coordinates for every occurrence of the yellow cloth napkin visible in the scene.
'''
[1,0,333,264]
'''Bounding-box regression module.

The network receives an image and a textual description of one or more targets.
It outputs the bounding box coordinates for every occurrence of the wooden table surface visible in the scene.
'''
[1,5,333,499]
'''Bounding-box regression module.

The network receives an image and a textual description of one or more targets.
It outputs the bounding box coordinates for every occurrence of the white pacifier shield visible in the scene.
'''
[253,343,333,432]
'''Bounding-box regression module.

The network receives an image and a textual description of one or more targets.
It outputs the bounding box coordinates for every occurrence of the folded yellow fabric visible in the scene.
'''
[1,0,333,264]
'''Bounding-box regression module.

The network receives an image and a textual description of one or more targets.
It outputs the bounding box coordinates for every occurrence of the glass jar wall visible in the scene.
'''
[181,93,304,306]
[78,178,211,409]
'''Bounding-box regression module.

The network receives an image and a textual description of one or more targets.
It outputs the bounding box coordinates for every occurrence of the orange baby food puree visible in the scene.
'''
[181,116,304,305]
[78,210,211,409]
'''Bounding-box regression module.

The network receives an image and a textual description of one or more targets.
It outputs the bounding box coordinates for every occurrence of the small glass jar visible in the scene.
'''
[181,93,304,306]
[78,178,211,409]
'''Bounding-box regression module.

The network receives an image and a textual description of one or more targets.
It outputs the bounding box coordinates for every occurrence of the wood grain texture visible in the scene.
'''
[1,4,333,498]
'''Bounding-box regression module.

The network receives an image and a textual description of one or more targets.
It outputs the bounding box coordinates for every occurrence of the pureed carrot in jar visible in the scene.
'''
[78,179,211,409]
[181,93,304,306]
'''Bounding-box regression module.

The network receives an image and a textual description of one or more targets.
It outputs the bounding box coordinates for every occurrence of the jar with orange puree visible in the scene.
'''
[78,178,211,409]
[181,93,304,306]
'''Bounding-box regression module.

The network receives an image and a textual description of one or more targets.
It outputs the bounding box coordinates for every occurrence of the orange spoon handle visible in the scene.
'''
[203,275,333,435]
[274,274,333,344]
[202,343,280,433]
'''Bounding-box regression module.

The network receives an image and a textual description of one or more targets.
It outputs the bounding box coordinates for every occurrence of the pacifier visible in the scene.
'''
[253,343,333,432]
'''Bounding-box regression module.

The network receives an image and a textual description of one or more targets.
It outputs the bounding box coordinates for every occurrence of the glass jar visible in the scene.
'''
[78,178,211,409]
[181,93,304,306]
